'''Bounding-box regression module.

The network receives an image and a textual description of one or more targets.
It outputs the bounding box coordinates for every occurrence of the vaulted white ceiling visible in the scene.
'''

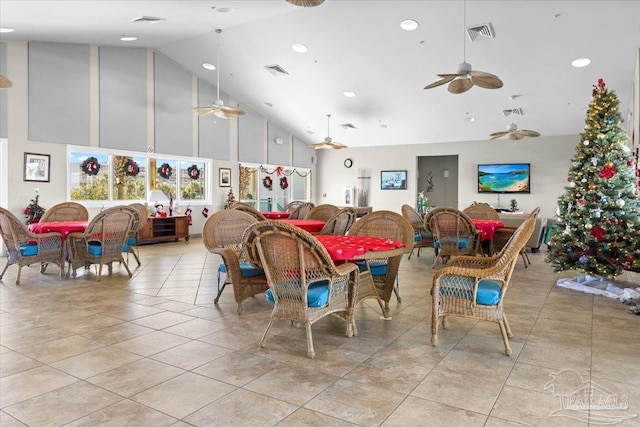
[1,0,639,148]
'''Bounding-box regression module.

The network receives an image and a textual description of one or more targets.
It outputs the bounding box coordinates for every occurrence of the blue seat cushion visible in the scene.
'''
[218,262,264,277]
[88,241,102,255]
[438,277,502,306]
[19,243,38,256]
[265,280,330,308]
[355,260,387,276]
[126,236,136,246]
[413,234,422,243]
[434,236,469,250]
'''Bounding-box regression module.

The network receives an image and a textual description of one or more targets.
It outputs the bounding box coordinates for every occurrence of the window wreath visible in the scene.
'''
[187,164,200,180]
[262,176,273,190]
[81,156,101,176]
[279,176,289,190]
[158,163,173,179]
[124,159,140,177]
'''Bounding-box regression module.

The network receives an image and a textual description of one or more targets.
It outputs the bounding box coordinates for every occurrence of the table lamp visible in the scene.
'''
[147,190,168,216]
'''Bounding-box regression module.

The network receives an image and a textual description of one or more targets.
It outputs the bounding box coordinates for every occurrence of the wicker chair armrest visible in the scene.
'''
[66,231,86,240]
[28,231,62,241]
[334,261,359,276]
[446,254,500,268]
[207,247,227,256]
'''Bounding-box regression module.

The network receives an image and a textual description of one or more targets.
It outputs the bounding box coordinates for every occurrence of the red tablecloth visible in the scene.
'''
[262,211,291,219]
[28,220,89,241]
[472,219,504,241]
[278,219,326,233]
[316,235,405,261]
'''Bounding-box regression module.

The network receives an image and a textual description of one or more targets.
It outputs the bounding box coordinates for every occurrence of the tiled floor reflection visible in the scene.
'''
[1,238,639,426]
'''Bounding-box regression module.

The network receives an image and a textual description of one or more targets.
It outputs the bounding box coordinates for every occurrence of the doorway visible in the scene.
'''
[417,155,458,209]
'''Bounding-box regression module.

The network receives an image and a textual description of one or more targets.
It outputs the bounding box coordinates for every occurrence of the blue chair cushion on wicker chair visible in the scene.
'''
[265,280,330,308]
[433,236,469,250]
[19,243,39,256]
[355,260,388,276]
[218,262,264,277]
[88,241,102,255]
[437,277,502,306]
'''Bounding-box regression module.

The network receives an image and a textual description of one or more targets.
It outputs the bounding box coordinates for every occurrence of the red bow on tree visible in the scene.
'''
[599,165,616,179]
[590,225,605,242]
[275,166,284,176]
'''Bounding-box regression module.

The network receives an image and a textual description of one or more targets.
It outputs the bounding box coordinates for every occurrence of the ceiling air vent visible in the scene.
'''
[465,23,495,42]
[340,123,357,130]
[264,64,289,76]
[131,16,166,24]
[502,108,523,117]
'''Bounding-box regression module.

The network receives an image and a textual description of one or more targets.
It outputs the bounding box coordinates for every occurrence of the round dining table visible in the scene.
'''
[277,218,326,233]
[28,220,89,241]
[262,211,291,219]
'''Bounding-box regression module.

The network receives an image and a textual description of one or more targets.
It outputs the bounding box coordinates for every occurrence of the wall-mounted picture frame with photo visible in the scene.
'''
[219,168,231,187]
[24,152,51,182]
[344,186,355,206]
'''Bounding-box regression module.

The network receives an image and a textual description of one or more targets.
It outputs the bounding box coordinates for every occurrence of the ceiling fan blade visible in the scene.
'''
[489,131,509,140]
[424,75,456,89]
[214,109,234,119]
[194,107,216,116]
[220,105,246,116]
[310,142,327,149]
[329,142,347,149]
[448,78,473,94]
[0,74,12,88]
[510,132,525,140]
[469,71,504,89]
[519,130,541,137]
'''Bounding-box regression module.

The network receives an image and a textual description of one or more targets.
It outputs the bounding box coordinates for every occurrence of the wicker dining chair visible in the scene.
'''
[318,207,356,235]
[347,210,414,315]
[431,216,535,355]
[283,200,305,213]
[39,202,89,222]
[242,220,359,358]
[0,207,64,285]
[492,207,540,268]
[122,203,148,266]
[202,209,267,314]
[304,204,340,222]
[66,206,135,281]
[229,202,267,221]
[425,206,481,268]
[401,204,435,260]
[462,204,500,220]
[288,202,314,219]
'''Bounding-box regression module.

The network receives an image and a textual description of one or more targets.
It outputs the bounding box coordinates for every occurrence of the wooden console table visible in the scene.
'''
[137,215,190,244]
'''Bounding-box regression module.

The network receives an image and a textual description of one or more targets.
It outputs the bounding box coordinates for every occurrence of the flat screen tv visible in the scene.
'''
[478,163,530,193]
[381,170,407,190]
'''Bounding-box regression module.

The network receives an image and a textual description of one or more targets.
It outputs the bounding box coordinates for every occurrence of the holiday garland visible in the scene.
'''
[158,163,173,179]
[187,164,200,180]
[124,159,140,177]
[81,157,100,175]
[262,176,273,190]
[279,176,288,190]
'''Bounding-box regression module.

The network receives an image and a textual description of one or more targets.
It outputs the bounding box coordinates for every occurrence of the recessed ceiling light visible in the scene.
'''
[571,58,591,68]
[380,123,391,129]
[0,28,15,33]
[120,36,137,41]
[343,91,356,98]
[214,7,236,13]
[202,63,216,70]
[400,19,419,31]
[292,43,308,53]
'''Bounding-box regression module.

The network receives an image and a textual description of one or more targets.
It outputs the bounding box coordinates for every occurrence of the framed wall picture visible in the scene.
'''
[344,186,355,206]
[380,170,407,190]
[219,168,231,187]
[24,152,51,182]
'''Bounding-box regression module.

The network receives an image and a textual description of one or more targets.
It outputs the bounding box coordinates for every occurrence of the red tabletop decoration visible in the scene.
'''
[316,235,405,261]
[262,211,291,219]
[471,219,504,241]
[278,219,326,233]
[28,220,89,241]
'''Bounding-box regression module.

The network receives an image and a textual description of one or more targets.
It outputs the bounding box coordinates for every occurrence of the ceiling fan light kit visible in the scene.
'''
[194,28,245,119]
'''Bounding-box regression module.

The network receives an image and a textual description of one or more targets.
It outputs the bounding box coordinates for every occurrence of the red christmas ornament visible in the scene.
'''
[598,78,606,88]
[599,165,616,179]
[590,225,605,241]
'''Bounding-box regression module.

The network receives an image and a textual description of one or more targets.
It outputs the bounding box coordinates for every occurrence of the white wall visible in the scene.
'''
[315,134,578,220]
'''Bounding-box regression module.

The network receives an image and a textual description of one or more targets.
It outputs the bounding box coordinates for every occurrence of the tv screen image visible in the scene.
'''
[478,163,530,193]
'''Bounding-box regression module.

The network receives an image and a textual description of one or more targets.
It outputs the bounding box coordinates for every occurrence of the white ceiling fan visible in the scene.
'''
[194,29,245,119]
[424,0,503,94]
[490,95,540,140]
[310,114,347,149]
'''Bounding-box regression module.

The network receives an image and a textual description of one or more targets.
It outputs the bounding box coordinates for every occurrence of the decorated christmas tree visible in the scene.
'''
[546,78,640,276]
[223,188,236,209]
[24,195,46,225]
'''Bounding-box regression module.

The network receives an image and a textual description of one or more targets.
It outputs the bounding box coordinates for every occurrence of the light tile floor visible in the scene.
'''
[1,238,639,426]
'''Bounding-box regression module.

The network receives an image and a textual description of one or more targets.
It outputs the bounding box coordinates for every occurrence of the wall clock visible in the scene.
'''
[344,158,353,168]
